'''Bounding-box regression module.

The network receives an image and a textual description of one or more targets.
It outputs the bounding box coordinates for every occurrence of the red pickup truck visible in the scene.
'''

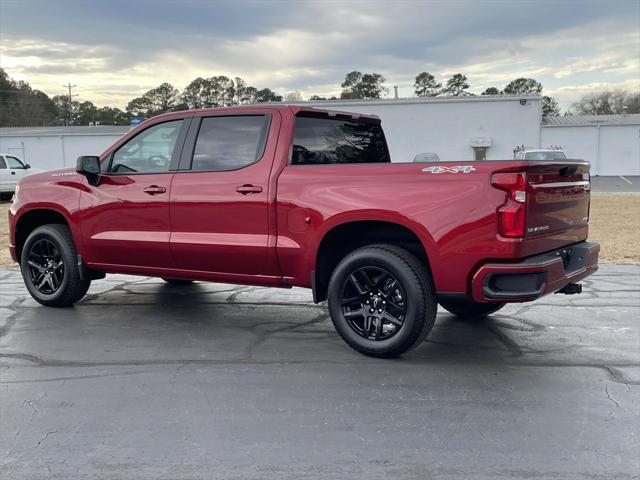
[8,105,599,357]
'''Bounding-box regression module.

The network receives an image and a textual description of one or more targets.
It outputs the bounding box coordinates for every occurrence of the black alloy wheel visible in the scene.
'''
[26,238,65,295]
[341,266,407,341]
[20,224,91,307]
[327,245,437,358]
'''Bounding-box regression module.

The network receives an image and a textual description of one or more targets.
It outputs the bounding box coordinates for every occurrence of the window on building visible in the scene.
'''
[191,115,269,172]
[292,116,390,165]
[474,147,487,161]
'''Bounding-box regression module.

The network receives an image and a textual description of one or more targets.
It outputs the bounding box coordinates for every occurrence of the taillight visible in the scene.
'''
[492,172,527,238]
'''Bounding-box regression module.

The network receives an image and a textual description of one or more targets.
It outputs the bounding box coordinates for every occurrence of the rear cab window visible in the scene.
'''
[292,115,390,165]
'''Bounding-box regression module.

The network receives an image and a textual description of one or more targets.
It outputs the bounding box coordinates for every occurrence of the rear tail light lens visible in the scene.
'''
[492,172,527,238]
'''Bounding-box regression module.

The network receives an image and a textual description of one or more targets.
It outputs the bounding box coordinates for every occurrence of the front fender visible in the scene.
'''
[11,180,84,260]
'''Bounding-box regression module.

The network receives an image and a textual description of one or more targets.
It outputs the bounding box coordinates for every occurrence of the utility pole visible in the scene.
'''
[63,83,77,126]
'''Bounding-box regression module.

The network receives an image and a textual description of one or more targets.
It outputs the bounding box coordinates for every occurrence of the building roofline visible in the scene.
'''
[300,94,542,107]
[0,126,131,137]
[542,114,640,127]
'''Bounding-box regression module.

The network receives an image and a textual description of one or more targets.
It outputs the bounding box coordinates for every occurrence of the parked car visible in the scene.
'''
[514,148,567,161]
[413,152,440,162]
[8,105,599,357]
[0,153,32,201]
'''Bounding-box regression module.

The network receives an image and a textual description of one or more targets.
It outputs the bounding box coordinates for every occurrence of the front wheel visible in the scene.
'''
[439,299,505,319]
[0,192,13,202]
[20,224,91,307]
[327,245,437,358]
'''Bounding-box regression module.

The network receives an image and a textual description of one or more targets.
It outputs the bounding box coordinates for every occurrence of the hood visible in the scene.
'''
[20,167,80,184]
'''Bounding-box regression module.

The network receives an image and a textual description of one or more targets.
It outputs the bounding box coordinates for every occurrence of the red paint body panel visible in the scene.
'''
[8,105,598,302]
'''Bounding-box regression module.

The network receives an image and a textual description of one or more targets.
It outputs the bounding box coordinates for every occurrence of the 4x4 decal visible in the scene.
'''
[422,166,476,174]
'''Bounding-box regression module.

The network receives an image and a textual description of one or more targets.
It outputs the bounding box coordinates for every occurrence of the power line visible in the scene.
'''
[63,83,78,126]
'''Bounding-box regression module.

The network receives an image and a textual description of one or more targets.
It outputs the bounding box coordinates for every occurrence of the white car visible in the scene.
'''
[0,154,33,201]
[514,149,567,161]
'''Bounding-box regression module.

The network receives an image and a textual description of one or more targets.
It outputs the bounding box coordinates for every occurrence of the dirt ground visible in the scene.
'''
[0,195,638,268]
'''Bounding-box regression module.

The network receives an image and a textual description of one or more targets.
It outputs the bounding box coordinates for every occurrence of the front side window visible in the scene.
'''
[191,115,268,172]
[292,116,390,165]
[6,156,26,169]
[110,120,183,173]
[0,157,6,169]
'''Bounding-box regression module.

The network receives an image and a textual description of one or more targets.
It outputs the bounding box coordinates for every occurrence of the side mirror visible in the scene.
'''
[76,156,101,185]
[25,163,31,169]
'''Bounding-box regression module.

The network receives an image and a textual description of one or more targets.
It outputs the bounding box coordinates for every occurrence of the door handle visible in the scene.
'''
[143,185,167,195]
[10,171,15,175]
[235,184,263,195]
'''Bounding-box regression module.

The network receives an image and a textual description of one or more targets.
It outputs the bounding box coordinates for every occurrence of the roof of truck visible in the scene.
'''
[179,104,381,121]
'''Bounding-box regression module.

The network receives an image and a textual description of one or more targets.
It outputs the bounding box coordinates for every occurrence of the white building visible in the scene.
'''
[1,98,638,176]
[307,95,543,163]
[541,114,640,176]
[0,126,129,171]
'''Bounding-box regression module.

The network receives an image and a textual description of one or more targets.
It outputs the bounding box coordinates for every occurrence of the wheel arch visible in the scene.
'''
[14,207,75,262]
[312,217,436,303]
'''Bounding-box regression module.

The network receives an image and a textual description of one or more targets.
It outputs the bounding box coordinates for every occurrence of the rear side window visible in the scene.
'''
[0,157,6,169]
[191,115,269,172]
[292,116,390,165]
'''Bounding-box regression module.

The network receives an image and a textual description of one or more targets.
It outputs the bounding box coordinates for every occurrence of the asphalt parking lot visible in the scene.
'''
[1,264,639,479]
[591,175,640,193]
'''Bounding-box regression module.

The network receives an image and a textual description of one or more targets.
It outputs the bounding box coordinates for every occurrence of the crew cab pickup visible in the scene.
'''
[8,105,599,357]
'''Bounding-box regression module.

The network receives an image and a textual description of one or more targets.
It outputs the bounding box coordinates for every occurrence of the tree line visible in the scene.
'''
[0,67,637,127]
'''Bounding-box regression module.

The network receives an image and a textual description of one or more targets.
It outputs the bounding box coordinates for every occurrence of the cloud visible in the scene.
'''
[0,0,638,110]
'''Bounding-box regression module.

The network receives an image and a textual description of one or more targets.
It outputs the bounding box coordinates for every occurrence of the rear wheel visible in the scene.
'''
[0,192,13,202]
[20,224,91,307]
[162,278,194,285]
[439,299,505,319]
[327,245,437,358]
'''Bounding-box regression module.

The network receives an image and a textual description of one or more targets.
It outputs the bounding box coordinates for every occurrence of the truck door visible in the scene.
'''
[79,118,189,268]
[169,112,280,276]
[4,155,30,186]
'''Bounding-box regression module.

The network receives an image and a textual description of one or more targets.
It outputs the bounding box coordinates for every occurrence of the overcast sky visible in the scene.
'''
[1,0,638,110]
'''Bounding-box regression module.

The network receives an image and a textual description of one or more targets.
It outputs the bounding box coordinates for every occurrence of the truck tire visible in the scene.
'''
[162,278,194,285]
[327,244,437,358]
[439,299,505,319]
[20,224,91,307]
[0,193,13,202]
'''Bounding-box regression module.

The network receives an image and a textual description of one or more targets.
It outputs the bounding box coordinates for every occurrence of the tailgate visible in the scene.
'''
[525,162,591,237]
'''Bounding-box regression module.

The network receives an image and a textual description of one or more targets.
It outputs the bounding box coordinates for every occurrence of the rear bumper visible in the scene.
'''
[471,241,600,303]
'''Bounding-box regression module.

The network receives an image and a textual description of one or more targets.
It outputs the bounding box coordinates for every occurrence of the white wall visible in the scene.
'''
[542,125,640,176]
[0,134,123,171]
[307,97,542,162]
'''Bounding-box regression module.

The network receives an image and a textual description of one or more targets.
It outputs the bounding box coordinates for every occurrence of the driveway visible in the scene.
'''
[591,175,640,193]
[1,264,639,479]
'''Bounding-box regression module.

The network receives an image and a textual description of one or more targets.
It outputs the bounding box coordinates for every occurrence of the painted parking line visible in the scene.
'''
[619,176,633,185]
